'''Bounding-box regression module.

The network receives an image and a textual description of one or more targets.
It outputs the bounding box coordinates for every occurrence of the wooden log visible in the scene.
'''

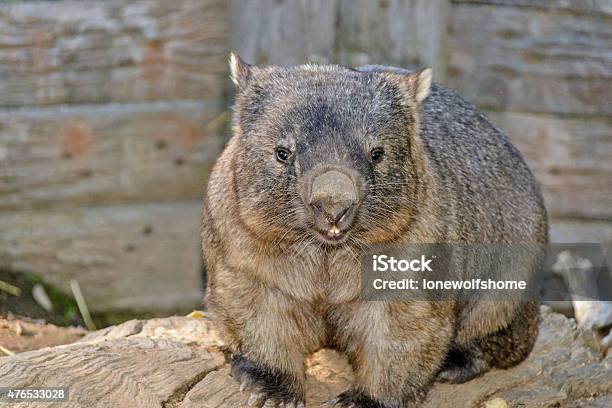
[0,308,610,407]
[0,316,86,354]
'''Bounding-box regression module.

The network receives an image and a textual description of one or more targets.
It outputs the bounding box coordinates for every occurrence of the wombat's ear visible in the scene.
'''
[229,52,251,89]
[405,68,432,104]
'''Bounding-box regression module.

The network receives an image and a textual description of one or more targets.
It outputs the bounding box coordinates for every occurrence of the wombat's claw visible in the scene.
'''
[231,355,303,407]
[321,396,355,407]
[240,379,251,392]
[321,397,337,406]
[245,391,277,407]
[322,391,385,408]
[245,393,304,408]
[239,380,303,408]
[239,385,303,408]
[282,401,305,408]
[247,392,265,406]
[261,397,280,407]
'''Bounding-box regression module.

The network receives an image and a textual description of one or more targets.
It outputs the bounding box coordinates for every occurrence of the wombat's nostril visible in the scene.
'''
[309,169,358,227]
[311,201,352,224]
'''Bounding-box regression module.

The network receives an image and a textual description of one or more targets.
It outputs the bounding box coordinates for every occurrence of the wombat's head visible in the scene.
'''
[228,53,432,248]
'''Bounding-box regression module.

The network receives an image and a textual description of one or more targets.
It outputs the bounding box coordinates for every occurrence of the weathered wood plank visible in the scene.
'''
[335,0,449,77]
[0,0,228,106]
[230,0,449,76]
[230,0,337,65]
[550,219,612,244]
[0,309,610,408]
[487,111,612,219]
[0,101,224,211]
[448,3,612,115]
[452,0,612,17]
[0,201,203,314]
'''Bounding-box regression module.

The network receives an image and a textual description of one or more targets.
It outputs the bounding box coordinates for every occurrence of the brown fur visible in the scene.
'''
[201,55,547,407]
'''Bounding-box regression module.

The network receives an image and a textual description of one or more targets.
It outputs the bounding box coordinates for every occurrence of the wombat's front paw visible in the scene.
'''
[231,354,305,407]
[322,390,391,408]
[437,348,489,384]
[437,363,486,384]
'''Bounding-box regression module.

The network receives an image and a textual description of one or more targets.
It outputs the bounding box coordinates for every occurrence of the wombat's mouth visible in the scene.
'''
[308,202,357,245]
[312,224,350,245]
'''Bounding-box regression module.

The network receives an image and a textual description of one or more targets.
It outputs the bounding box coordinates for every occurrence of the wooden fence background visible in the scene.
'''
[1,0,610,315]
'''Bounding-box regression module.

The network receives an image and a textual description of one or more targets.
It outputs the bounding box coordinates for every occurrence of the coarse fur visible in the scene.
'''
[201,55,548,407]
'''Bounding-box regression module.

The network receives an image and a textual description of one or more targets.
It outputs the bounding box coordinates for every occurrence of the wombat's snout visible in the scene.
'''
[306,168,360,242]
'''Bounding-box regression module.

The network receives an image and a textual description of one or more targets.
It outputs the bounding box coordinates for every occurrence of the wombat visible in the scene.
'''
[201,53,548,407]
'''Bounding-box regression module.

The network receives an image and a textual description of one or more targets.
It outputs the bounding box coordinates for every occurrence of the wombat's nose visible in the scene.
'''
[309,170,358,225]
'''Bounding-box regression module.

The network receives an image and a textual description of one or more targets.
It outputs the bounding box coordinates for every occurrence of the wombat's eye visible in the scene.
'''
[370,147,384,164]
[275,147,292,163]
